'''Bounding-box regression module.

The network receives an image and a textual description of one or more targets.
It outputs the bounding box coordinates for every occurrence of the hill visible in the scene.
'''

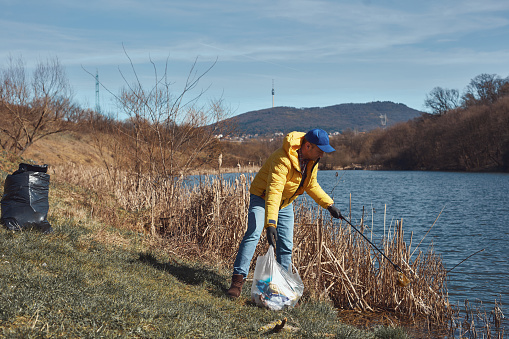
[221,101,424,135]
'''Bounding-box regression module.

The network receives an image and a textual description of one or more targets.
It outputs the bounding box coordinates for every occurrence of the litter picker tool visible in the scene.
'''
[335,214,410,287]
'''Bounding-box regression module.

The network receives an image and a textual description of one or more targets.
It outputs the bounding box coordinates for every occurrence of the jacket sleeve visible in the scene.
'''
[264,156,291,228]
[305,166,334,208]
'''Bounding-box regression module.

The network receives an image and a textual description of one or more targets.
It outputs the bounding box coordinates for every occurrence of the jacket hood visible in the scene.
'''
[282,131,305,169]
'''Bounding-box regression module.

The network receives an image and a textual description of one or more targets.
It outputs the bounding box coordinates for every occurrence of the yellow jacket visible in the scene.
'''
[250,131,334,228]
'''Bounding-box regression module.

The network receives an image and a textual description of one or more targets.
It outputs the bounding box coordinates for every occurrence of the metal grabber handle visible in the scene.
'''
[336,215,410,287]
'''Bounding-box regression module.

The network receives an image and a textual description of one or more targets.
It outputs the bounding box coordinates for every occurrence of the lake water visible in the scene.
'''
[220,170,508,330]
[316,170,508,310]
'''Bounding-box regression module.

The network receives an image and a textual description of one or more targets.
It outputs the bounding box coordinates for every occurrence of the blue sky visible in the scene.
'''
[2,0,509,117]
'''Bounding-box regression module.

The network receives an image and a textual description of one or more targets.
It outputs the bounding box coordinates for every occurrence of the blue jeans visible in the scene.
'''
[233,194,294,277]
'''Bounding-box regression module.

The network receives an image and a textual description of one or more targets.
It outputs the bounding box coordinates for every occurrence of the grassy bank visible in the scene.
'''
[0,156,412,338]
[6,150,504,338]
[8,146,505,338]
[0,184,406,338]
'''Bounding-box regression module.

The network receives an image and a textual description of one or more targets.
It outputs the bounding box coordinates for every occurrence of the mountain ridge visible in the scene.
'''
[221,101,424,135]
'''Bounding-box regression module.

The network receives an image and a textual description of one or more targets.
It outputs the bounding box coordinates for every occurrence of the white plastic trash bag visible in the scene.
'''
[251,246,304,310]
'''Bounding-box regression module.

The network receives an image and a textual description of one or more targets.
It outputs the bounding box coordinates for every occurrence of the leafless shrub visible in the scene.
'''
[0,56,75,154]
[81,51,234,233]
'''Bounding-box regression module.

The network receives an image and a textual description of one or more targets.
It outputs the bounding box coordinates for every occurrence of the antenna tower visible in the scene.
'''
[95,70,101,114]
[272,79,275,108]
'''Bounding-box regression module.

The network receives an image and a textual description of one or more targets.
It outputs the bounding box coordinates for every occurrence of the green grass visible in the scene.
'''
[0,157,410,338]
[0,217,412,338]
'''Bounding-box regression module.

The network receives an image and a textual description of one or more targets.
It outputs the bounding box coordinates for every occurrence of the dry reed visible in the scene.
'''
[49,163,503,335]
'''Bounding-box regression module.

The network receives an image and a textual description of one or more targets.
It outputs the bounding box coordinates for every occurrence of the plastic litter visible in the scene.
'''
[1,163,52,233]
[251,246,304,310]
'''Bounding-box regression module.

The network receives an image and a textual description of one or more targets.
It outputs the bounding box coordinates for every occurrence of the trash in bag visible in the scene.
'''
[251,246,304,311]
[1,163,52,233]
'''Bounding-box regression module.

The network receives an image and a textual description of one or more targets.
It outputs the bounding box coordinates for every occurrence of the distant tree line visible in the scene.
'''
[424,73,509,115]
[2,55,507,173]
[223,73,509,172]
[332,73,509,171]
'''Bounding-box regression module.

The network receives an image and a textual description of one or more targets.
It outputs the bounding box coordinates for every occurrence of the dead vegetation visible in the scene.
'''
[0,147,502,337]
[47,163,471,336]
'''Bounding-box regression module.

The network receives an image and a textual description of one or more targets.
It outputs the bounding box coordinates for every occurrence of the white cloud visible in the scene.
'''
[2,0,508,114]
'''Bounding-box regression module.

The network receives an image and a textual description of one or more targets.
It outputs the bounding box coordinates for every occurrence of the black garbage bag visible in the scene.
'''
[1,163,52,233]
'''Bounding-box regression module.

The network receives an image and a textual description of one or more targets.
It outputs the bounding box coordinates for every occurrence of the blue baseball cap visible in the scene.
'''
[304,128,335,153]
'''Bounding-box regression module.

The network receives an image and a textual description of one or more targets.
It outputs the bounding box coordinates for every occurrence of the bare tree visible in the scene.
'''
[0,56,74,154]
[461,73,509,108]
[112,53,229,179]
[424,87,460,115]
[88,50,232,235]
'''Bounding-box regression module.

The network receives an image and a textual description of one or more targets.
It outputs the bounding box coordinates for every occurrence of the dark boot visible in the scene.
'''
[227,274,245,299]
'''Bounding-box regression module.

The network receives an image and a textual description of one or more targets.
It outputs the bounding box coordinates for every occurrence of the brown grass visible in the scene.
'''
[2,145,503,336]
[48,163,452,332]
[22,131,112,168]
